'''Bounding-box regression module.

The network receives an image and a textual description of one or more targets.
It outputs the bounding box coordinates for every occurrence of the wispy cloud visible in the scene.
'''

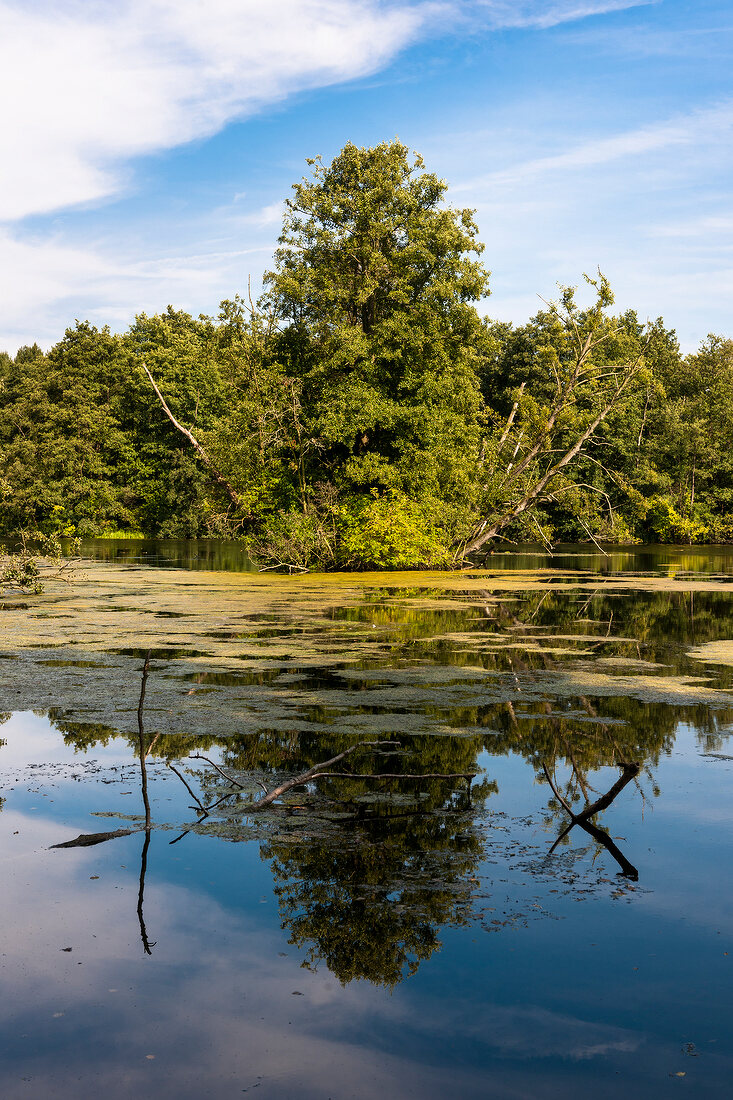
[471,0,657,30]
[0,0,725,353]
[0,0,663,226]
[440,97,733,349]
[0,227,273,351]
[458,100,733,192]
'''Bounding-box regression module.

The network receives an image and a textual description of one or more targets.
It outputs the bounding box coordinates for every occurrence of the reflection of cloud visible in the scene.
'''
[425,1001,642,1061]
[1,803,649,1098]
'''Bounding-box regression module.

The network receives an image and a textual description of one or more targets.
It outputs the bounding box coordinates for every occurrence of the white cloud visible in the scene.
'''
[0,227,276,351]
[0,0,435,222]
[0,0,663,225]
[0,0,723,352]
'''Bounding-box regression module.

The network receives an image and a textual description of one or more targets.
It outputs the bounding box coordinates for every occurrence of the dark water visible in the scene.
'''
[74,537,258,571]
[2,567,733,1097]
[73,536,733,576]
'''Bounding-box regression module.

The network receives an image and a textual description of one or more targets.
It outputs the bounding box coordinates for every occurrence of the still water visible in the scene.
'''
[2,552,733,1097]
[74,535,733,576]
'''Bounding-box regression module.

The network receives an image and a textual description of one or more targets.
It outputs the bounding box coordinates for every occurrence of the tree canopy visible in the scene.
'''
[2,140,732,566]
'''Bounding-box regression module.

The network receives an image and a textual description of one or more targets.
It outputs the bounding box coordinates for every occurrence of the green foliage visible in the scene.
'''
[259,140,489,566]
[0,532,79,594]
[3,143,733,562]
[338,489,453,569]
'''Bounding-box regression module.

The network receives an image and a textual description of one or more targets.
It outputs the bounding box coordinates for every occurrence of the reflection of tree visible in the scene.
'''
[265,797,483,986]
[40,584,733,981]
[0,718,7,813]
[48,656,158,956]
[137,830,156,954]
[136,654,156,954]
[169,732,494,986]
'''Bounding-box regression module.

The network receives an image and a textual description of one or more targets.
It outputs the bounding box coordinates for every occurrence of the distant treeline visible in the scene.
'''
[2,142,732,568]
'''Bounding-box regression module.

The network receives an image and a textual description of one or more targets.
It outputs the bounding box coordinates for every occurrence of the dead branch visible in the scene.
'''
[497,382,526,449]
[141,361,242,508]
[572,762,640,823]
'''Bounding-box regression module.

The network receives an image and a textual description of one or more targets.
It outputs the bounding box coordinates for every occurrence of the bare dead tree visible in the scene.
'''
[461,278,651,559]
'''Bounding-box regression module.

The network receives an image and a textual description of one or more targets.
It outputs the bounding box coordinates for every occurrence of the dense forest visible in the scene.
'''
[2,141,732,569]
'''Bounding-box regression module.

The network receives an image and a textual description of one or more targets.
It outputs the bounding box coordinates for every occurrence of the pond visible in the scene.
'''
[1,552,733,1097]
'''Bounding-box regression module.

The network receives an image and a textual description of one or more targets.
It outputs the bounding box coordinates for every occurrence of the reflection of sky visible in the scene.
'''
[2,714,733,1097]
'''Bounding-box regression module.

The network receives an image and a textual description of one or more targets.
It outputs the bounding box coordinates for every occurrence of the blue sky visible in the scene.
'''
[1,0,731,353]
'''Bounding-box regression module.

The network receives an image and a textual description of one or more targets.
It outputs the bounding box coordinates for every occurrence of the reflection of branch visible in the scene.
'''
[168,741,476,842]
[167,762,207,812]
[137,651,152,830]
[569,817,638,880]
[137,830,156,954]
[545,761,640,880]
[573,763,639,823]
[541,763,574,816]
[51,828,135,848]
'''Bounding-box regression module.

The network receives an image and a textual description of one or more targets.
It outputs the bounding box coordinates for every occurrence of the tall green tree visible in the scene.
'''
[261,140,491,567]
[0,325,131,536]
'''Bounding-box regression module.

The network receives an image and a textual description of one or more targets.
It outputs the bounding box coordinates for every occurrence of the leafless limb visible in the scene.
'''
[497,382,526,449]
[167,762,207,812]
[141,361,242,508]
[190,753,246,788]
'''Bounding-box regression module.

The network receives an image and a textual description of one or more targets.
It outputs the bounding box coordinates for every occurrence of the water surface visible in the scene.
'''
[1,553,733,1097]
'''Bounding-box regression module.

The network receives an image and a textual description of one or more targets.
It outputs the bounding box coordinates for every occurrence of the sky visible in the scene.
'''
[0,0,731,354]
